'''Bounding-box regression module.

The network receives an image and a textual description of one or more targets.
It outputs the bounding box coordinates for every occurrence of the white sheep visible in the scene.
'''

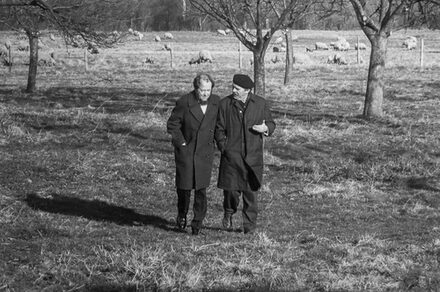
[189,50,213,65]
[49,33,56,41]
[224,29,231,34]
[333,40,350,51]
[402,36,417,50]
[216,29,227,36]
[331,37,350,51]
[128,28,134,34]
[163,32,174,40]
[354,42,367,50]
[327,53,348,65]
[315,42,329,50]
[137,32,144,41]
[154,35,161,42]
[199,50,212,62]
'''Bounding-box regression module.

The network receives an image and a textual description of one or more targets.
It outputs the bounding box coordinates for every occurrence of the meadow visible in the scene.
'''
[1,29,440,291]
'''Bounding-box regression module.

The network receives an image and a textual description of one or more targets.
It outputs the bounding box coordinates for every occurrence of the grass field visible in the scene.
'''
[1,29,440,291]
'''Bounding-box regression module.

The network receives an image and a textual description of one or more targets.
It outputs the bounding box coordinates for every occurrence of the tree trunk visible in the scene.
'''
[253,50,265,97]
[284,30,294,85]
[363,35,387,118]
[26,34,38,93]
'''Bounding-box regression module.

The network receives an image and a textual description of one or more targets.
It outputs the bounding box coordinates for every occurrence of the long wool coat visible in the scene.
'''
[215,93,276,191]
[167,91,220,190]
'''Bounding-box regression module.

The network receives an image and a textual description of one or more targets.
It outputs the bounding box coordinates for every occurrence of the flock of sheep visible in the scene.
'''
[303,35,418,65]
[0,29,420,69]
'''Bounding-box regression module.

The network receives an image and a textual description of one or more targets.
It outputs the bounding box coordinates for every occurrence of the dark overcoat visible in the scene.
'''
[215,93,276,191]
[167,91,220,190]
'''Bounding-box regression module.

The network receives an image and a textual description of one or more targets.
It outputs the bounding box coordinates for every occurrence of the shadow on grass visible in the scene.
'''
[0,86,182,113]
[24,193,175,231]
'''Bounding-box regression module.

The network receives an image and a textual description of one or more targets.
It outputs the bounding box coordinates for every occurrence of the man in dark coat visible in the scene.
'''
[215,74,276,234]
[167,73,220,235]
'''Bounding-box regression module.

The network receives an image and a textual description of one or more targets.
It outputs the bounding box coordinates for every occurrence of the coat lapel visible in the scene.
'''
[204,95,219,119]
[188,91,204,122]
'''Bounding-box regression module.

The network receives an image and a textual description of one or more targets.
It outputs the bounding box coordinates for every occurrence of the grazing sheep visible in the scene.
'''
[163,32,174,40]
[354,42,367,50]
[225,29,231,34]
[315,42,329,50]
[189,50,213,65]
[199,50,212,62]
[333,37,350,51]
[402,36,417,50]
[154,35,161,42]
[216,29,227,36]
[49,33,56,41]
[189,57,201,65]
[327,53,348,65]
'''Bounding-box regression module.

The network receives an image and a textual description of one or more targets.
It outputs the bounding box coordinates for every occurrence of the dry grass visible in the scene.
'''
[1,29,440,291]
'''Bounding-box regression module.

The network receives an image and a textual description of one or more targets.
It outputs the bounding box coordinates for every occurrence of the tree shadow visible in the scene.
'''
[24,193,176,231]
[0,86,182,114]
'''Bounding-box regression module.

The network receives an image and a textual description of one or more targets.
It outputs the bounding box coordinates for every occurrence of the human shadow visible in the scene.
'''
[24,193,175,231]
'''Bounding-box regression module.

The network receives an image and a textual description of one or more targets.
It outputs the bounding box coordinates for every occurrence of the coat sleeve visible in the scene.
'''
[215,102,227,153]
[264,101,276,136]
[167,98,186,148]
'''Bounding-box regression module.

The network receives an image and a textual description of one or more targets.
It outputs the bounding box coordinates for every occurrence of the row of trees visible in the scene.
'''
[1,0,439,118]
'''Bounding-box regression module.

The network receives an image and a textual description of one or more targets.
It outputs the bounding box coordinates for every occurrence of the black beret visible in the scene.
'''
[232,74,254,89]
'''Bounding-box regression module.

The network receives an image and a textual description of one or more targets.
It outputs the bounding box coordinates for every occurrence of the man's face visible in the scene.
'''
[232,83,250,100]
[196,81,212,102]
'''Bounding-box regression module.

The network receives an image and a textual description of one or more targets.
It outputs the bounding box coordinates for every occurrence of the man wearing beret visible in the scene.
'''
[215,74,276,234]
[167,73,220,235]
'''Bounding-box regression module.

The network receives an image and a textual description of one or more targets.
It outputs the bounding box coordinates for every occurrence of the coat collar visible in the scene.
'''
[188,91,218,122]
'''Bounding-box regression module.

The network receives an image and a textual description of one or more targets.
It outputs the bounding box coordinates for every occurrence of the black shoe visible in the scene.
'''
[191,227,200,235]
[222,213,233,230]
[176,216,187,230]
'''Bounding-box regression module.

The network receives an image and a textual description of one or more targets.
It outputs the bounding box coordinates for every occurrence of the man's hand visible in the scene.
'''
[252,120,268,134]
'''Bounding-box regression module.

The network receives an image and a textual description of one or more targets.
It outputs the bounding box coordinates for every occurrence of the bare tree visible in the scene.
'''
[0,0,124,93]
[188,0,314,97]
[346,0,439,118]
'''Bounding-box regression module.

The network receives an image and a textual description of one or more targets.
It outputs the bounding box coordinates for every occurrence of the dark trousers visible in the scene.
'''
[177,188,207,228]
[223,190,257,231]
